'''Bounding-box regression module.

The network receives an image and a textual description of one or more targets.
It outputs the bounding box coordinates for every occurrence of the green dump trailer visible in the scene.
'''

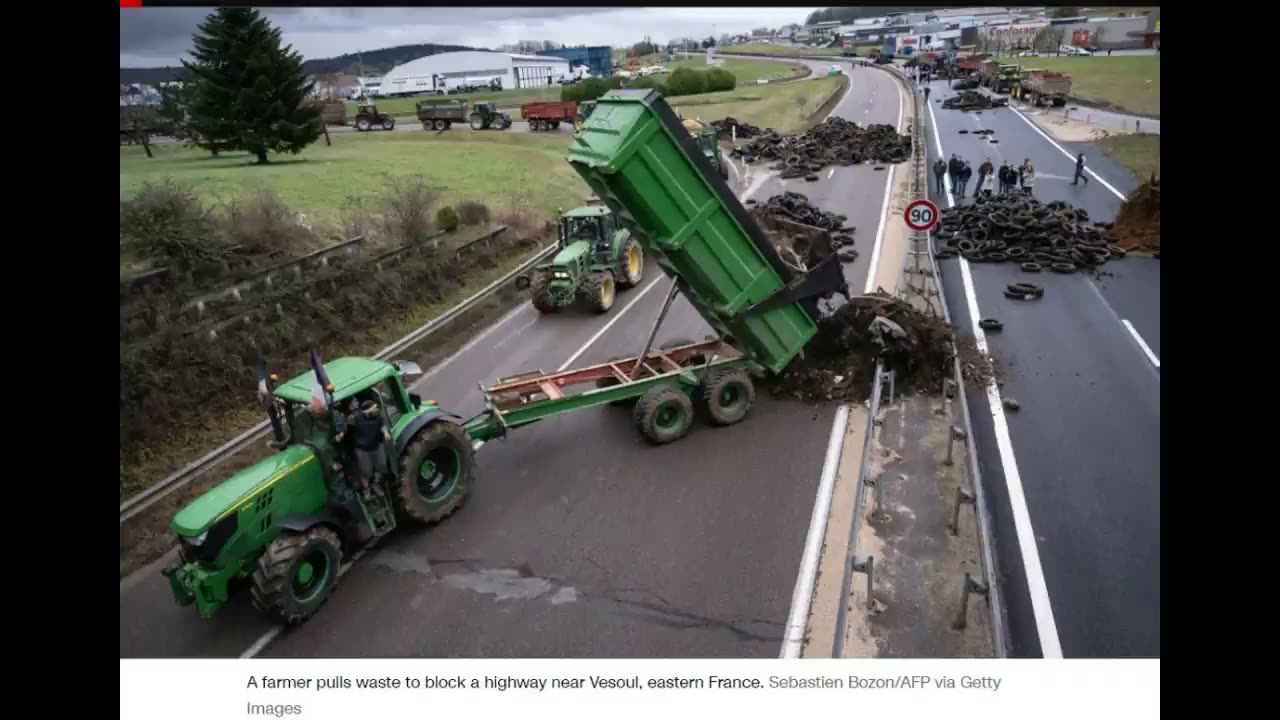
[163,88,849,625]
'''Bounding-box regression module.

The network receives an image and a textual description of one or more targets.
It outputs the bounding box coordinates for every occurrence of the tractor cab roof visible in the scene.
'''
[561,205,611,219]
[274,357,400,404]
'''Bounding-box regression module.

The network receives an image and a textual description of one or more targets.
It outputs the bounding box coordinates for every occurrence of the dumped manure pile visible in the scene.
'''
[1110,175,1160,252]
[731,117,910,177]
[942,90,1008,111]
[935,194,1131,272]
[766,294,960,402]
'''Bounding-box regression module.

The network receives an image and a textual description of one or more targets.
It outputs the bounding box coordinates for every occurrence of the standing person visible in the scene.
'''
[347,400,391,498]
[947,153,962,191]
[933,158,947,196]
[1020,159,1036,196]
[958,160,973,199]
[977,157,994,196]
[924,85,931,103]
[997,162,1011,194]
[1073,152,1090,186]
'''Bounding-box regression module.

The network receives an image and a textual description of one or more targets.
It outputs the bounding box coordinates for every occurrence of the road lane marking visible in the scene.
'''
[1122,320,1160,369]
[410,303,531,391]
[1006,106,1126,201]
[557,276,665,371]
[863,69,905,294]
[827,168,835,179]
[783,63,903,658]
[929,99,1064,659]
[241,627,282,658]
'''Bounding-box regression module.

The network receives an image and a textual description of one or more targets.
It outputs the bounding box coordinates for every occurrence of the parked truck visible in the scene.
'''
[1020,69,1072,107]
[521,100,577,131]
[162,87,849,625]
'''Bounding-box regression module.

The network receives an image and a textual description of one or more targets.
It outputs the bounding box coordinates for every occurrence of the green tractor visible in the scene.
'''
[518,204,645,314]
[162,357,476,624]
[469,102,511,130]
[696,126,729,181]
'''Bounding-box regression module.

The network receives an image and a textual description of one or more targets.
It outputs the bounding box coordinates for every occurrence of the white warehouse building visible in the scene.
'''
[380,50,571,96]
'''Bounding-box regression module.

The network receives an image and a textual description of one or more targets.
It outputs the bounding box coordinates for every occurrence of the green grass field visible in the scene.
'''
[1018,55,1160,117]
[1091,134,1159,180]
[668,76,842,133]
[120,131,586,227]
[721,42,843,57]
[666,58,806,84]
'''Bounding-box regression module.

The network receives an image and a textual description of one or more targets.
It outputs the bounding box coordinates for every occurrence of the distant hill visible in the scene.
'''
[120,42,480,85]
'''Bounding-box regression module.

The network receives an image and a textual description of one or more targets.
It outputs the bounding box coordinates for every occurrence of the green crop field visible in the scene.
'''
[120,131,587,227]
[668,76,842,133]
[1092,134,1160,180]
[1017,55,1160,117]
[721,42,842,57]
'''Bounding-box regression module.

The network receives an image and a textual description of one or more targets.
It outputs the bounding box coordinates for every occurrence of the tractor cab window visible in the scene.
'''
[564,217,599,241]
[352,380,408,428]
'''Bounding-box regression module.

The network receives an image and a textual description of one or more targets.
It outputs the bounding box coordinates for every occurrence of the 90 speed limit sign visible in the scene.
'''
[903,199,939,232]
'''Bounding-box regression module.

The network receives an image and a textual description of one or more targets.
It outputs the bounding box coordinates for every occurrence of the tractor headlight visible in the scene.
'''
[186,530,209,546]
[553,272,570,280]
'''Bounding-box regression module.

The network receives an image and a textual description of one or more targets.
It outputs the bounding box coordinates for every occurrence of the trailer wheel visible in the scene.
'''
[530,271,559,314]
[616,236,644,289]
[393,421,476,526]
[633,386,694,445]
[586,271,615,313]
[443,120,452,130]
[551,120,560,129]
[250,526,342,625]
[423,122,432,131]
[699,368,755,426]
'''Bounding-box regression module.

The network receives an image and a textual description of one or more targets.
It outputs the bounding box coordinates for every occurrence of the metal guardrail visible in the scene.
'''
[119,240,556,525]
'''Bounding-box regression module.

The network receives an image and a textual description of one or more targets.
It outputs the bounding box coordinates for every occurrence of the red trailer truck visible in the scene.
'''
[521,100,577,131]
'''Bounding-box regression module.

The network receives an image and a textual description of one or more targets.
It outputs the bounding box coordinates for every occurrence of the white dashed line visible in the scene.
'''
[1122,320,1160,369]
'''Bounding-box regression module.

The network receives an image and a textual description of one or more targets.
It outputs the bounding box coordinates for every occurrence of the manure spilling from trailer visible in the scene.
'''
[764,294,974,403]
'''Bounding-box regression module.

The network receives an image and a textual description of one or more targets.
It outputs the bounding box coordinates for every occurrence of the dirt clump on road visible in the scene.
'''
[1110,175,1160,252]
[955,333,1001,388]
[766,293,957,402]
[709,116,766,139]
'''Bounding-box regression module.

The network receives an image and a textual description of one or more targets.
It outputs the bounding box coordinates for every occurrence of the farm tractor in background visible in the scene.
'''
[353,104,396,131]
[163,358,475,623]
[682,118,729,181]
[469,102,511,130]
[517,203,645,314]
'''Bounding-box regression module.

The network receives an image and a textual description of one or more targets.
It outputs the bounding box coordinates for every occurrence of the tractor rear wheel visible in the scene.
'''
[585,271,616,313]
[393,420,475,526]
[633,385,694,445]
[250,525,342,625]
[529,271,559,313]
[382,117,395,130]
[699,368,755,426]
[616,237,644,289]
[356,118,371,131]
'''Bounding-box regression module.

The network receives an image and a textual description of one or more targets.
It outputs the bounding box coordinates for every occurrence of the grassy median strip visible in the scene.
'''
[668,76,843,132]
[1091,134,1160,180]
[722,42,843,57]
[667,58,806,84]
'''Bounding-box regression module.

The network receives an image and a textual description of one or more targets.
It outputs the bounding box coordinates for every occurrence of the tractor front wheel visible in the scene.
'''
[699,368,755,426]
[530,271,559,314]
[633,386,694,445]
[356,118,371,131]
[586,271,616,313]
[617,237,644,289]
[470,115,485,130]
[250,526,342,624]
[393,421,475,526]
[382,117,395,130]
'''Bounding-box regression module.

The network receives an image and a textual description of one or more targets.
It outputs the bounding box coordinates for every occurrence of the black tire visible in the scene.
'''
[383,118,395,131]
[633,385,694,444]
[979,318,1004,332]
[530,271,559,314]
[250,526,342,625]
[356,118,371,131]
[443,120,452,130]
[434,119,447,131]
[470,115,484,130]
[616,236,644,289]
[1050,262,1076,274]
[1007,282,1043,296]
[1020,262,1042,273]
[531,120,543,131]
[550,120,560,129]
[585,271,615,313]
[699,368,755,427]
[393,421,476,526]
[423,122,432,131]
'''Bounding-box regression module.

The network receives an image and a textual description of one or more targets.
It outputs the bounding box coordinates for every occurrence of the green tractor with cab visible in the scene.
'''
[163,356,476,624]
[518,204,645,314]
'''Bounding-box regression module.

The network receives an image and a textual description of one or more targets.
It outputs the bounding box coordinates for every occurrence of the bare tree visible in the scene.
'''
[122,90,156,159]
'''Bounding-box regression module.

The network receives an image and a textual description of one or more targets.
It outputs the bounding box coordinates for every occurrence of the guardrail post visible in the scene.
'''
[953,572,989,630]
[851,555,875,610]
[950,486,975,535]
[945,425,966,466]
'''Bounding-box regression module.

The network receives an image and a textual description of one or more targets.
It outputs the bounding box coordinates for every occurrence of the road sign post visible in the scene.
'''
[904,199,939,232]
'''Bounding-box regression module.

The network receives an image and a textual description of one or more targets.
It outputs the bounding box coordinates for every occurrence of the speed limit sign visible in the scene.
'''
[904,199,939,232]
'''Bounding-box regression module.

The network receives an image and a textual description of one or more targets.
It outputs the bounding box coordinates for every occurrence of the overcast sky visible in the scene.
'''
[120,6,820,67]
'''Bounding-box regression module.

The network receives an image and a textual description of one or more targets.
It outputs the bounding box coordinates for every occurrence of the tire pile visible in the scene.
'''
[952,78,982,91]
[765,293,959,402]
[730,117,911,178]
[934,194,1128,273]
[752,192,858,265]
[941,90,1008,111]
[709,117,766,140]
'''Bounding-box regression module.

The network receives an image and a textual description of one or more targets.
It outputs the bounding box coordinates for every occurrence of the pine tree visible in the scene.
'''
[181,8,321,164]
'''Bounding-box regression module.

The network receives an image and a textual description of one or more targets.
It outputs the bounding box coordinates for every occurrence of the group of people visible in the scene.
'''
[934,154,1042,200]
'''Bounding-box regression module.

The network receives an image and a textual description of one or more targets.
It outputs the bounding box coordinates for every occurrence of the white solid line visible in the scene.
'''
[862,70,905,294]
[557,276,664,371]
[780,404,849,658]
[1005,106,1126,201]
[827,167,835,179]
[240,626,282,659]
[930,99,1064,659]
[1122,320,1160,369]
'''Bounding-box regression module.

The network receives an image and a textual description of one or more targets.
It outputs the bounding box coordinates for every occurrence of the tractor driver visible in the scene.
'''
[349,399,391,497]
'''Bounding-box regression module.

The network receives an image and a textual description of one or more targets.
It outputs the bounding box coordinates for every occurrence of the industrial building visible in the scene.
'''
[379,50,571,96]
[537,46,613,78]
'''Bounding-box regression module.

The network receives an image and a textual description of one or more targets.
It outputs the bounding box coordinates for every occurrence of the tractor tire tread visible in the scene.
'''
[633,385,694,445]
[250,525,342,625]
[393,421,476,526]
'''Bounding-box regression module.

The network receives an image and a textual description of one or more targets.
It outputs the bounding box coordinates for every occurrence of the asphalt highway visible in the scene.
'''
[922,77,1160,658]
[118,60,908,658]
